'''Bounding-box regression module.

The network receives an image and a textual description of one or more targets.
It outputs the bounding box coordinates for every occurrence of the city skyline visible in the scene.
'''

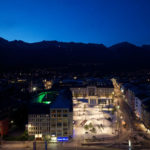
[1,1,150,149]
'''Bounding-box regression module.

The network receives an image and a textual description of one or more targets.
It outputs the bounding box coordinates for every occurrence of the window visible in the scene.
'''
[51,110,56,113]
[51,123,56,127]
[51,114,56,118]
[63,114,68,117]
[57,110,62,113]
[57,133,62,136]
[63,122,68,127]
[88,88,95,96]
[57,114,61,117]
[51,130,56,135]
[63,129,68,135]
[57,119,62,122]
[57,122,62,127]
[63,110,68,113]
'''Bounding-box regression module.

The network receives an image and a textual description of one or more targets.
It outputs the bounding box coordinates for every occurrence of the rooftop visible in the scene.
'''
[50,89,72,111]
[54,78,113,88]
[29,89,72,114]
[32,91,58,105]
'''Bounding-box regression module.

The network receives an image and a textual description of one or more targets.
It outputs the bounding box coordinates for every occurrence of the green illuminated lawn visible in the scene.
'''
[36,92,46,103]
[33,91,58,104]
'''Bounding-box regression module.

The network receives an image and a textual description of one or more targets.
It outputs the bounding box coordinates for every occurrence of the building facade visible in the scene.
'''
[141,99,150,129]
[71,85,113,105]
[27,89,73,141]
[52,78,114,105]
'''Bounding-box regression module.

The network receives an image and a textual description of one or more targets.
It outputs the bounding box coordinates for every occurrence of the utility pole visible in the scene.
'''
[33,141,36,150]
[45,141,47,150]
[128,139,132,150]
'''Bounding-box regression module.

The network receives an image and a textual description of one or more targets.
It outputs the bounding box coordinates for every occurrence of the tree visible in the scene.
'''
[84,104,86,112]
[89,123,93,129]
[84,125,89,130]
[91,127,96,133]
[112,106,116,115]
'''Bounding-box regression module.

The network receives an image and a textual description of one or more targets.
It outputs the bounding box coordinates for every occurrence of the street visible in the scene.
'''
[112,79,150,149]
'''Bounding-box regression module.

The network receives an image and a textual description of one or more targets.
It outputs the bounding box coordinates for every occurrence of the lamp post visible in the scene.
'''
[128,139,132,150]
[45,141,47,150]
[33,141,36,150]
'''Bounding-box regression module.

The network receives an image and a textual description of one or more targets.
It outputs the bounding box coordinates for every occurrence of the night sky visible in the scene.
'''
[0,0,150,46]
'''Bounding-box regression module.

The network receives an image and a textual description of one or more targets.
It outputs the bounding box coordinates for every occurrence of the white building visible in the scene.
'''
[71,85,114,105]
[27,90,73,142]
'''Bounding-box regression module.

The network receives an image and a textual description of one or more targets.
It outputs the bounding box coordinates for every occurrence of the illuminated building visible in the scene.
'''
[43,80,52,90]
[27,89,73,141]
[134,94,149,119]
[70,79,114,105]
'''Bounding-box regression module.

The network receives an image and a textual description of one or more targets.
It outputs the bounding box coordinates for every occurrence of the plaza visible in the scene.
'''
[73,98,117,141]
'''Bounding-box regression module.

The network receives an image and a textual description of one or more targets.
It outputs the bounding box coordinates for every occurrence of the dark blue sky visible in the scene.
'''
[0,0,150,46]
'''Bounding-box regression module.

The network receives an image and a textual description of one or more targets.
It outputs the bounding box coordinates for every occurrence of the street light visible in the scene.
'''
[33,87,37,92]
[10,120,14,124]
[117,105,120,109]
[128,139,132,150]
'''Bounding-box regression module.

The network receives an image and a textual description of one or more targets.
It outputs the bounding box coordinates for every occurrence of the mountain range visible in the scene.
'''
[0,37,150,72]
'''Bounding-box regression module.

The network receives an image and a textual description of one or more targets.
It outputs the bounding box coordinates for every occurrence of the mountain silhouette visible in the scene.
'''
[0,37,150,72]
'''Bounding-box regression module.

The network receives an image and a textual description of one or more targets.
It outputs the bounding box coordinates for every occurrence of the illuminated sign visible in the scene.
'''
[57,137,69,141]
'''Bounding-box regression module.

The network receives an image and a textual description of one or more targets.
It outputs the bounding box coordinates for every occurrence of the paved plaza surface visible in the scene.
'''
[73,99,117,141]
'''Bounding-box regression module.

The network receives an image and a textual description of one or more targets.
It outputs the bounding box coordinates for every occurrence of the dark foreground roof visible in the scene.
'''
[29,103,50,114]
[50,89,73,111]
[53,78,113,89]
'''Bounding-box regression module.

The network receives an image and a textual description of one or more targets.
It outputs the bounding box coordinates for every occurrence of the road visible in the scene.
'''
[0,141,128,150]
[112,78,150,149]
[2,140,150,150]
